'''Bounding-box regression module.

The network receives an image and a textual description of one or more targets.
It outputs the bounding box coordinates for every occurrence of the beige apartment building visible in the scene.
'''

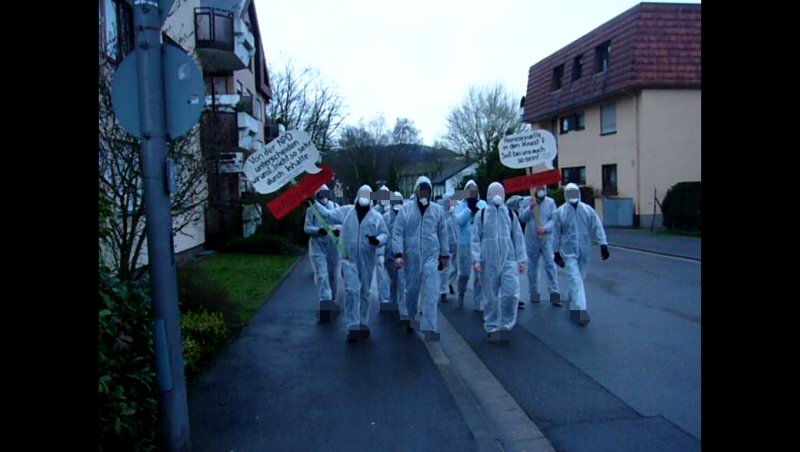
[522,2,701,228]
[99,0,274,269]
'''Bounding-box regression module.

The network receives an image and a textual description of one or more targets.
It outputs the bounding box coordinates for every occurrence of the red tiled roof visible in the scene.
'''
[523,3,701,123]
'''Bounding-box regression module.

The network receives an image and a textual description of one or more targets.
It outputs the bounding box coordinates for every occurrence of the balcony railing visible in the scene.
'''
[195,8,234,52]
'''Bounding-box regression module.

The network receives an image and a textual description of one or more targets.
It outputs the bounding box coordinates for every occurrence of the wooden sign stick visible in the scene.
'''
[526,167,544,242]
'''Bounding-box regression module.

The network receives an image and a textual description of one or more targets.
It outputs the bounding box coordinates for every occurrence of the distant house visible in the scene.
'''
[523,2,701,228]
[431,161,479,200]
[397,159,477,200]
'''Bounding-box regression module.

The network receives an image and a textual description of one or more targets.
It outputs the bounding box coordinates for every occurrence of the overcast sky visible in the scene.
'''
[255,0,701,146]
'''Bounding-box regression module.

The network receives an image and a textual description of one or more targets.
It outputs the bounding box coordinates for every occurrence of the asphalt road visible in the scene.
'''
[441,243,701,451]
[187,241,701,452]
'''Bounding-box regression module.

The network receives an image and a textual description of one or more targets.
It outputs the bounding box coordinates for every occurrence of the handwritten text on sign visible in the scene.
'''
[499,129,558,170]
[244,130,322,194]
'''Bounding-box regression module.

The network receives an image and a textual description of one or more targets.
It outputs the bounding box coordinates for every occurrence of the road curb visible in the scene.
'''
[607,243,701,262]
[426,308,557,452]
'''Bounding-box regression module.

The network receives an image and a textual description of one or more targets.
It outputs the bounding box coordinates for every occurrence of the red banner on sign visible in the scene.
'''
[503,169,562,195]
[267,164,335,220]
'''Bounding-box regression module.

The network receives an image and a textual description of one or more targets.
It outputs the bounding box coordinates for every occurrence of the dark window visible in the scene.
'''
[562,167,586,186]
[575,113,585,131]
[602,164,618,195]
[595,41,611,74]
[560,116,572,135]
[601,103,617,135]
[552,64,565,91]
[572,55,583,81]
[560,112,585,134]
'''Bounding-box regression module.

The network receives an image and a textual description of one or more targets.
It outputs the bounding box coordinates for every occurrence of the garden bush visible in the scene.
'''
[177,262,236,328]
[99,268,158,452]
[661,182,701,231]
[181,310,229,379]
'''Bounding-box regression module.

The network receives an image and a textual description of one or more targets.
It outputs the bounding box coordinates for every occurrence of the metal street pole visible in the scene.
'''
[132,1,191,450]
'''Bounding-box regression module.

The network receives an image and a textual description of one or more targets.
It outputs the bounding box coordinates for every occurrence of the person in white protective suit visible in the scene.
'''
[375,185,393,309]
[453,180,487,310]
[305,184,342,322]
[379,191,406,317]
[472,182,527,343]
[392,177,450,342]
[314,185,389,341]
[438,195,459,303]
[551,183,610,326]
[518,186,561,308]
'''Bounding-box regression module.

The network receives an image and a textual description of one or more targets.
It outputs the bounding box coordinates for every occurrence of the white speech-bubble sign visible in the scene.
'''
[244,130,322,194]
[499,129,558,170]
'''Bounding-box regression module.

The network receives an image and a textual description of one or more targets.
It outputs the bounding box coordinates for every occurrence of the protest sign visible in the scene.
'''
[499,128,559,239]
[244,130,322,194]
[499,129,557,170]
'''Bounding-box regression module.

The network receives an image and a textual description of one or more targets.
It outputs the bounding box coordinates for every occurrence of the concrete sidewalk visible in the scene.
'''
[605,228,701,261]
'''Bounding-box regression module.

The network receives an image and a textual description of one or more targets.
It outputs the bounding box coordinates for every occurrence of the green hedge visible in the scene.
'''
[99,270,158,452]
[181,310,229,379]
[662,182,701,231]
[218,234,304,256]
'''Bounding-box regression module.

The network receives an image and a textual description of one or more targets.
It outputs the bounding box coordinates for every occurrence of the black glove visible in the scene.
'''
[366,235,380,246]
[333,229,340,237]
[317,228,328,237]
[554,252,565,268]
[304,199,313,208]
[601,245,610,261]
[438,257,447,271]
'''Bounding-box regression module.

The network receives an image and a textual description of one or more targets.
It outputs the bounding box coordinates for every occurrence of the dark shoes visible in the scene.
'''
[380,302,399,315]
[569,308,590,326]
[422,330,440,342]
[486,328,512,344]
[346,324,370,341]
[550,293,564,307]
[440,294,448,303]
[316,300,339,323]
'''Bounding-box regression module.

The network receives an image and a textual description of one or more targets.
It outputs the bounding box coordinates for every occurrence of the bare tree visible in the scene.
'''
[266,53,348,153]
[391,117,423,145]
[444,82,523,164]
[99,52,209,281]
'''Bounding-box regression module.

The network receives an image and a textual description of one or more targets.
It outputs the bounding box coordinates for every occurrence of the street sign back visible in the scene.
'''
[112,44,204,140]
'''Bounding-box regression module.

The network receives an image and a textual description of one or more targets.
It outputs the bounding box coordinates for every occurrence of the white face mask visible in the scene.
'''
[419,198,429,206]
[492,196,503,206]
[358,197,370,207]
[568,198,579,205]
[319,198,328,205]
[393,204,401,212]
[381,200,390,207]
[536,190,545,199]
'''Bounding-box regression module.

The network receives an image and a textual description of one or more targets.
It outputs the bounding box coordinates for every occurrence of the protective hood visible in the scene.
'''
[488,182,506,205]
[414,176,432,193]
[464,179,480,200]
[315,184,330,195]
[565,182,581,204]
[355,184,373,206]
